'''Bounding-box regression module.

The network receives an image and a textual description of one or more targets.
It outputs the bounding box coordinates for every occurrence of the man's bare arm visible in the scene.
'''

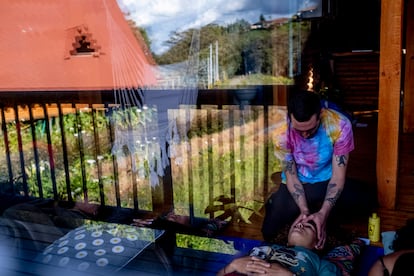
[320,154,349,216]
[285,160,309,215]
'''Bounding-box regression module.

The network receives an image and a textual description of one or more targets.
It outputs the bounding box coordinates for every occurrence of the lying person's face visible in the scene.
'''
[287,221,317,249]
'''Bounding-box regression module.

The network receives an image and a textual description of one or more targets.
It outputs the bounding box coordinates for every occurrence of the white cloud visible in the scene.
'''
[117,0,312,54]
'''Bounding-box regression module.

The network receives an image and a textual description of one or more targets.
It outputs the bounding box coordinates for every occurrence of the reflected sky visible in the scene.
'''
[117,0,321,54]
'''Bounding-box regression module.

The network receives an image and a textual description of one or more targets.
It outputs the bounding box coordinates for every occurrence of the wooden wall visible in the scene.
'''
[331,51,379,113]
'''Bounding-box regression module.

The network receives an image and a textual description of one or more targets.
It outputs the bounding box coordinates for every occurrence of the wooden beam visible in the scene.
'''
[377,0,403,209]
[403,0,414,132]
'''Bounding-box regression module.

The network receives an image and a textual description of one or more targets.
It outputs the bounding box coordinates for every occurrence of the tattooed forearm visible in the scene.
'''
[336,155,347,167]
[325,183,342,207]
[291,183,305,202]
[286,160,296,175]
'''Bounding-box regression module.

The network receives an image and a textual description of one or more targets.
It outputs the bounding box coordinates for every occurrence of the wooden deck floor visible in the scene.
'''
[219,112,414,243]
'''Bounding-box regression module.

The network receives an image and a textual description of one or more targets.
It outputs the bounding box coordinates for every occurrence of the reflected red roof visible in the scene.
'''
[0,0,156,92]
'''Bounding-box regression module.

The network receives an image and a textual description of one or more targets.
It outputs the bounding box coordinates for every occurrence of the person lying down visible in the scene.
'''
[217,219,365,276]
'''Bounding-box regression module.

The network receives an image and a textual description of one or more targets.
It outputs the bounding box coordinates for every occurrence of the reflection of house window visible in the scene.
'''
[65,25,102,58]
[75,35,95,53]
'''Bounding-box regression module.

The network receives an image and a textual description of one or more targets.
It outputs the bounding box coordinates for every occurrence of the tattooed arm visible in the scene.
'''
[308,153,349,249]
[285,160,310,216]
[320,154,348,218]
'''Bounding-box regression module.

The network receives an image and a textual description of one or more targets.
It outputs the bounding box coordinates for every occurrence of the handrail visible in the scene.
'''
[0,88,288,224]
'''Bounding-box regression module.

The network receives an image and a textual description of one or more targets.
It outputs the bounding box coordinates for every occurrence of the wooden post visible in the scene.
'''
[403,0,414,132]
[272,85,288,106]
[376,0,403,209]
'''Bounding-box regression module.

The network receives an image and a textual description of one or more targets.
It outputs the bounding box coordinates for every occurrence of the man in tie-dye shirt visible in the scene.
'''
[262,90,355,249]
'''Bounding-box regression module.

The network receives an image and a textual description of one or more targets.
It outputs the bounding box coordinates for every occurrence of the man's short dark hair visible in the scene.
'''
[288,90,322,122]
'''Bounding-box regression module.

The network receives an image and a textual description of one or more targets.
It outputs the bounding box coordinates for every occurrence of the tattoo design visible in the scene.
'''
[336,155,347,167]
[325,183,342,207]
[292,183,305,202]
[286,160,296,175]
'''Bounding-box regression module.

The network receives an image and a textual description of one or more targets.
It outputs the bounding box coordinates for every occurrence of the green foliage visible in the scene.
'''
[154,18,310,86]
[126,19,154,57]
[172,139,281,222]
[176,233,238,254]
[186,108,257,138]
[238,29,272,74]
[0,108,113,203]
[172,109,283,223]
[216,73,293,86]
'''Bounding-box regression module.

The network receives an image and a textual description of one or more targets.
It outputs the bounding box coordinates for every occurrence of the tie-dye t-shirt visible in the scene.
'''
[276,108,354,184]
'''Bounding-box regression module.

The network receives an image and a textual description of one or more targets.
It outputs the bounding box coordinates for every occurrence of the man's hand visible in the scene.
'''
[292,212,310,227]
[131,218,154,227]
[304,211,327,249]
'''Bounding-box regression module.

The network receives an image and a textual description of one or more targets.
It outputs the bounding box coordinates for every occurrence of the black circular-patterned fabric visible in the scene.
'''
[37,221,164,275]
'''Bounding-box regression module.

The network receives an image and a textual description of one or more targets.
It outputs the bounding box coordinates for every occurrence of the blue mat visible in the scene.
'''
[356,245,384,276]
[172,234,263,275]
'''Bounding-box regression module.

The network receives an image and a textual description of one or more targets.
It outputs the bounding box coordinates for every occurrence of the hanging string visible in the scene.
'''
[102,0,201,187]
[103,0,162,186]
[166,25,201,161]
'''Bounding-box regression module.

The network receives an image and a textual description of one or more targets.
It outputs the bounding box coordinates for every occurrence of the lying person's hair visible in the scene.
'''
[392,218,414,251]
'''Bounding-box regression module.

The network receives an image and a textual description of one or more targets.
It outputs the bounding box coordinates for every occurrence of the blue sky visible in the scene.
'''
[117,0,320,54]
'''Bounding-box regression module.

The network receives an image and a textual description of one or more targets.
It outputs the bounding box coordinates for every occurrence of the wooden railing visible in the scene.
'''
[0,87,289,223]
[167,104,286,222]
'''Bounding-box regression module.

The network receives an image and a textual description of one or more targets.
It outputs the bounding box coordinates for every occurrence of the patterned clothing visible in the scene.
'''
[249,245,341,276]
[323,238,366,276]
[275,108,354,184]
